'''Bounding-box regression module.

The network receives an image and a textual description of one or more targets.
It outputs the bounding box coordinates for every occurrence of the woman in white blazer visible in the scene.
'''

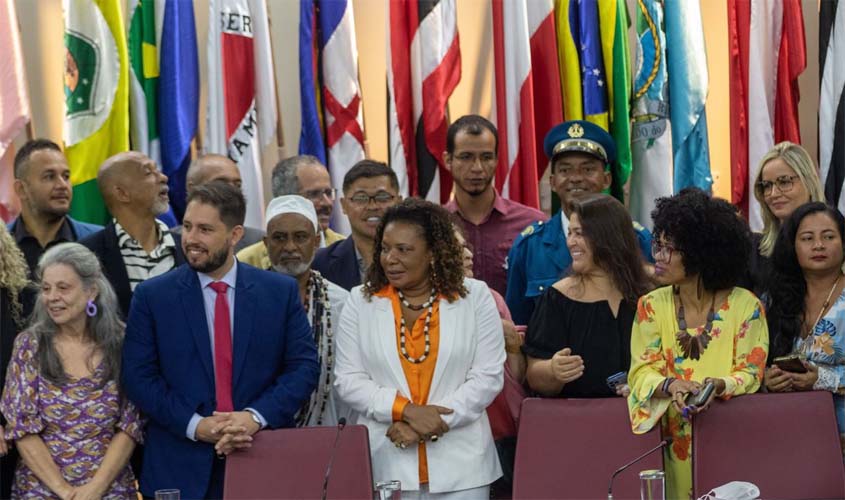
[335,199,505,499]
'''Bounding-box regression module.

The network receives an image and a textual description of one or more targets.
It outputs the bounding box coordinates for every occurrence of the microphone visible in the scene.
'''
[607,437,672,500]
[321,417,347,500]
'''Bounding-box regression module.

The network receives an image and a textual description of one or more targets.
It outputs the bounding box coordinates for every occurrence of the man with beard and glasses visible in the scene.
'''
[443,115,546,297]
[312,160,401,290]
[238,155,345,269]
[505,121,653,325]
[173,154,265,252]
[263,195,351,427]
[7,139,101,277]
[81,152,186,317]
[122,181,319,499]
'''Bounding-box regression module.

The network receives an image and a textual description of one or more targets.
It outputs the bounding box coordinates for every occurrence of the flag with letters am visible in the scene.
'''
[63,0,130,225]
[206,0,277,229]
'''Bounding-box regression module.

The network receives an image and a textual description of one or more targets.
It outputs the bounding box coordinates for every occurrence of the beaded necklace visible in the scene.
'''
[397,289,437,364]
[296,270,333,426]
[674,286,716,360]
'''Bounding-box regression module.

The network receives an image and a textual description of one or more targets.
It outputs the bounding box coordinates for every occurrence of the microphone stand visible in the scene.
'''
[607,437,672,500]
[321,417,347,500]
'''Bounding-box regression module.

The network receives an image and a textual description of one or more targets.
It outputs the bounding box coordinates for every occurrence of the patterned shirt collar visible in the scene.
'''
[114,218,176,256]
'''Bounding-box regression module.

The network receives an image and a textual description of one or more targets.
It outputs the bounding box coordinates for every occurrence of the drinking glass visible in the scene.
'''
[639,469,665,500]
[155,489,181,500]
[374,480,401,500]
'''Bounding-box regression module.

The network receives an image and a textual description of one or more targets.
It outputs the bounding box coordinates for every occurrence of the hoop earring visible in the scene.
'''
[86,300,98,317]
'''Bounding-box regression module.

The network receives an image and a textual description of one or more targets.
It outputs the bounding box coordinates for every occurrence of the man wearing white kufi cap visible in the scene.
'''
[263,195,353,427]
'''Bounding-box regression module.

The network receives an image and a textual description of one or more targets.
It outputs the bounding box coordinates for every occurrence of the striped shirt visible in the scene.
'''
[114,219,177,291]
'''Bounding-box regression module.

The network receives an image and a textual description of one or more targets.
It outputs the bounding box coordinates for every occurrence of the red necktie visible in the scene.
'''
[209,281,234,412]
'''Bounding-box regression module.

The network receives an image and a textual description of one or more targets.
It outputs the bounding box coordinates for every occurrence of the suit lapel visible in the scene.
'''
[103,225,132,304]
[179,267,215,383]
[375,298,412,397]
[429,297,457,398]
[232,263,256,389]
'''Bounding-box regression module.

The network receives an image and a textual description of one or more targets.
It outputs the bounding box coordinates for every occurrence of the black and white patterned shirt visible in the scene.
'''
[114,219,177,291]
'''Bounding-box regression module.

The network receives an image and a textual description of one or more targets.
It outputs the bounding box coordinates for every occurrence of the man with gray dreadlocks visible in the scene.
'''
[263,195,352,426]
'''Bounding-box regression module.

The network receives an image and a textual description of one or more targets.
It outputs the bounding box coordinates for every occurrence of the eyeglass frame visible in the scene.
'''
[346,191,397,207]
[755,174,800,197]
[651,241,679,264]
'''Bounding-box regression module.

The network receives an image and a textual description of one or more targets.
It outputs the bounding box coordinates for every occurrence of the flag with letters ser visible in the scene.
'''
[388,0,461,202]
[206,0,276,228]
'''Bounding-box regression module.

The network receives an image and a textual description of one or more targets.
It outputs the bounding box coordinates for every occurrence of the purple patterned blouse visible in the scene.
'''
[0,331,142,499]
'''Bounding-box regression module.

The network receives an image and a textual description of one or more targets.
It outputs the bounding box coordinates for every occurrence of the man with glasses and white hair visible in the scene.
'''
[264,195,351,426]
[237,155,345,269]
[312,160,401,290]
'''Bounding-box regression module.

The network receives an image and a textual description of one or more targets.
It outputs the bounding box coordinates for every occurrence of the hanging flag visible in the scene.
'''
[629,0,672,229]
[64,0,130,225]
[0,0,29,222]
[298,0,326,165]
[527,1,563,181]
[599,0,632,201]
[207,0,277,228]
[492,0,540,209]
[554,0,631,202]
[387,0,461,203]
[821,0,845,211]
[127,0,159,165]
[665,0,711,193]
[729,0,805,230]
[158,0,199,220]
[299,0,364,235]
[728,0,750,212]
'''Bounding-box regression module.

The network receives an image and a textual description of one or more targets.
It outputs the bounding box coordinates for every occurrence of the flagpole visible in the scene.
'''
[265,0,286,158]
[357,59,369,157]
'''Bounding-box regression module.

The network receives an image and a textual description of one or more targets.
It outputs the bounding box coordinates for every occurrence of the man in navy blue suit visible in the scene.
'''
[122,181,319,499]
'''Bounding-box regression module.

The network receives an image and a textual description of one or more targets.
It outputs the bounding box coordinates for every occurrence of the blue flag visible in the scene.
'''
[298,0,327,164]
[159,0,199,220]
[665,0,711,193]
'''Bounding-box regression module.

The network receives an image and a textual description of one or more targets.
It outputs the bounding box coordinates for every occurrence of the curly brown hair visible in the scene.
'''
[364,198,467,301]
[0,223,29,323]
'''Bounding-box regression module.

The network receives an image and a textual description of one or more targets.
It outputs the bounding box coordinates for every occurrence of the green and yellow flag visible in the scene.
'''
[554,0,632,201]
[63,0,129,225]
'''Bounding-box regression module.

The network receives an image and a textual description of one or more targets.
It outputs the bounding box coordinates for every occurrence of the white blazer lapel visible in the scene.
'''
[373,297,412,398]
[429,296,459,399]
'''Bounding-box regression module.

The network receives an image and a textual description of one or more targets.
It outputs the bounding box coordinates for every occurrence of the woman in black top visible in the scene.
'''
[523,194,652,397]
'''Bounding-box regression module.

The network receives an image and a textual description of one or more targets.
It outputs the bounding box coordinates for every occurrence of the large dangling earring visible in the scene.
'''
[86,299,98,317]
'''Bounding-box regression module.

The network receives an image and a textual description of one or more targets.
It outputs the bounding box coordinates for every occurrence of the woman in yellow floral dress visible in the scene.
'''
[628,189,769,499]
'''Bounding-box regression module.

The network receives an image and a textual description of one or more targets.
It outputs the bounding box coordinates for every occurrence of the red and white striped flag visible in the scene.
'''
[206,0,277,228]
[729,0,805,230]
[0,0,28,222]
[492,0,561,209]
[387,0,461,203]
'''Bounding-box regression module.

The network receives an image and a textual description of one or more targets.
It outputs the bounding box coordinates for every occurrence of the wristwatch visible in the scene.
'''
[245,409,264,430]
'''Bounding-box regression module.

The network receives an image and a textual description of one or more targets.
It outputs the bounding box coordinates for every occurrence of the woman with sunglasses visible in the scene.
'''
[749,142,825,296]
[628,189,769,499]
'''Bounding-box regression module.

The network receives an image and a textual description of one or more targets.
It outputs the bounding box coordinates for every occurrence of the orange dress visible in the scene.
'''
[375,286,441,484]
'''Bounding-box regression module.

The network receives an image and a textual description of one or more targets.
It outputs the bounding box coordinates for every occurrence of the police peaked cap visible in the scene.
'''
[543,120,617,166]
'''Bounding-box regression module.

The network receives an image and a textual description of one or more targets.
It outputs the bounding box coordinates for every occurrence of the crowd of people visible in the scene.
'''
[0,115,842,500]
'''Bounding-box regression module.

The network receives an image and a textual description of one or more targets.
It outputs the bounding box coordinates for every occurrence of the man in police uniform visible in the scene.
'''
[505,120,653,325]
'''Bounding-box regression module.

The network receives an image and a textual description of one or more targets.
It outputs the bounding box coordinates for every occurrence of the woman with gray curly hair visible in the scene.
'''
[0,243,142,499]
[0,223,29,498]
